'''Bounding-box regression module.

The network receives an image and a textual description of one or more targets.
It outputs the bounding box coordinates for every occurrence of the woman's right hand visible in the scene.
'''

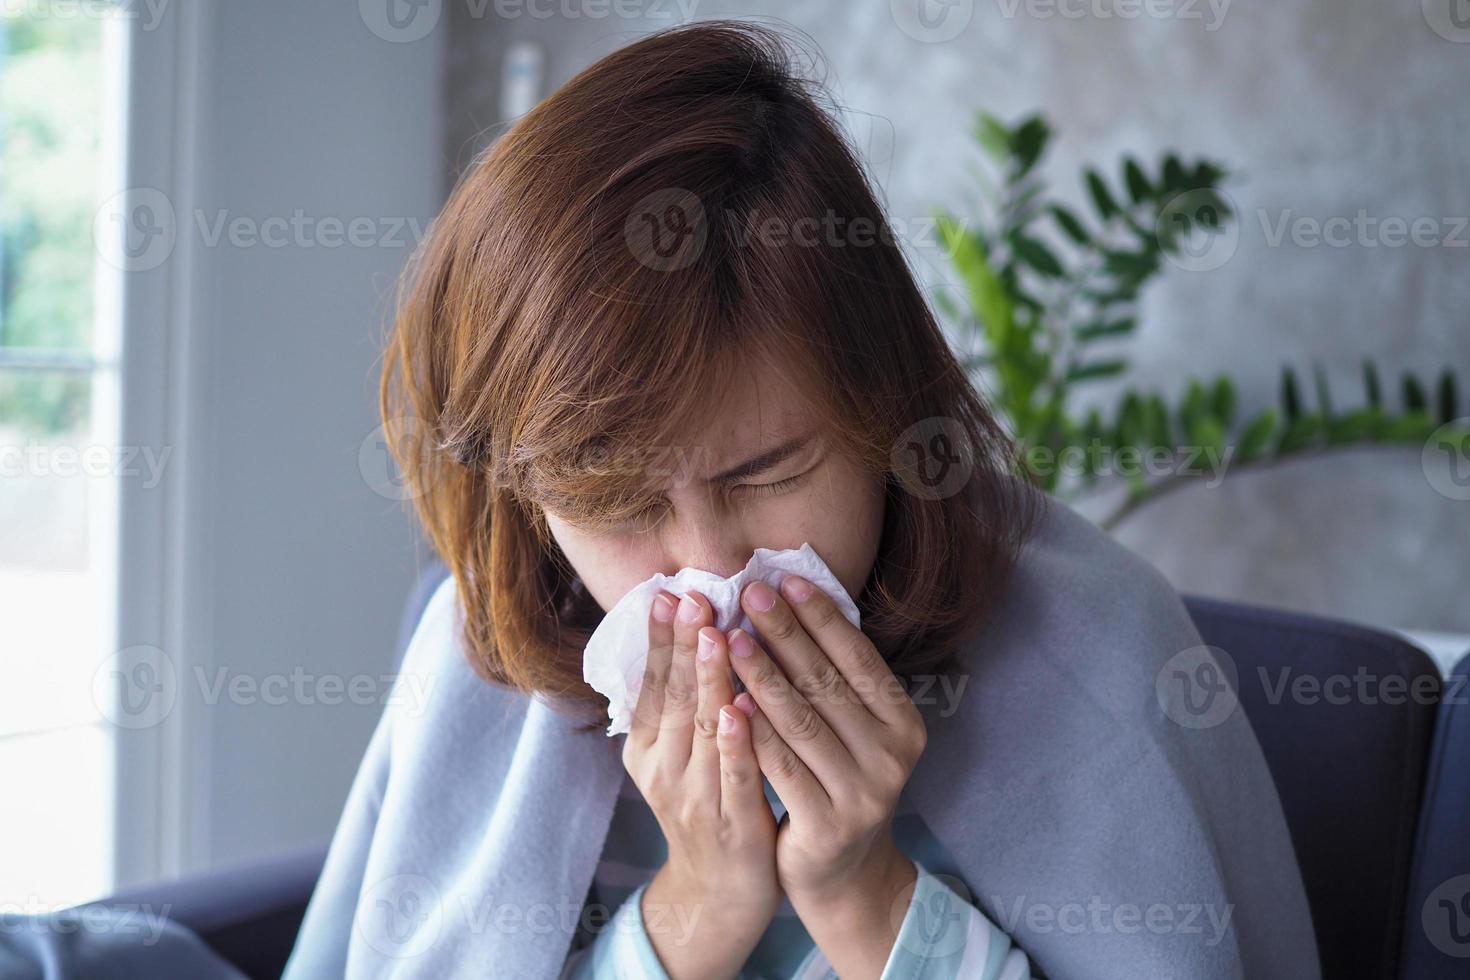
[621,589,781,980]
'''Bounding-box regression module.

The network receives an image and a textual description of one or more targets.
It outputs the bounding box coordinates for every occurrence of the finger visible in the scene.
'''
[728,624,853,779]
[628,589,678,750]
[662,590,712,767]
[716,702,767,821]
[740,579,876,743]
[774,575,915,728]
[692,626,735,794]
[735,688,830,821]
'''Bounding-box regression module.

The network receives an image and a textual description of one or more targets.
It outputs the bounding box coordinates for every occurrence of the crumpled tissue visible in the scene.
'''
[582,542,862,737]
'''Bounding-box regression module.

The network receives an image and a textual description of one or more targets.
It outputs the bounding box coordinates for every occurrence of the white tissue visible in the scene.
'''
[582,542,862,737]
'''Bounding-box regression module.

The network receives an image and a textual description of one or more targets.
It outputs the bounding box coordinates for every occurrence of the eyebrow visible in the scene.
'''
[709,433,816,484]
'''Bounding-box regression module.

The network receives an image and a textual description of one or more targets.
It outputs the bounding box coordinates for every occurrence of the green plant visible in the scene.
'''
[934,111,1467,529]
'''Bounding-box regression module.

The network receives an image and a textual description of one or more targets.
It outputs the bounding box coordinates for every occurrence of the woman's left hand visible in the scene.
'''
[725,575,927,907]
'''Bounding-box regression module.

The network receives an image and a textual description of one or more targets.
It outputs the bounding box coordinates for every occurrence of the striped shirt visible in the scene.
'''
[562,767,1032,979]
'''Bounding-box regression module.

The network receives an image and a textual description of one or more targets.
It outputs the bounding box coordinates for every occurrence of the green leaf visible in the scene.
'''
[1326,408,1384,445]
[1068,359,1128,383]
[1236,410,1277,462]
[1180,379,1208,435]
[1191,160,1227,190]
[937,214,1014,353]
[1048,204,1091,245]
[1086,168,1119,221]
[1380,411,1438,442]
[1212,376,1237,428]
[1009,232,1065,278]
[1162,154,1186,192]
[1403,373,1429,413]
[1124,157,1152,203]
[1313,365,1333,416]
[1281,367,1302,421]
[1363,360,1382,408]
[1115,391,1144,446]
[1438,369,1459,424]
[1074,317,1137,341]
[975,112,1011,162]
[1012,117,1050,175]
[1147,394,1171,448]
[1190,415,1227,457]
[1277,413,1324,453]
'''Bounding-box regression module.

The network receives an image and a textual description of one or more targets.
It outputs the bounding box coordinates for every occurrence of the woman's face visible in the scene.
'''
[541,369,887,614]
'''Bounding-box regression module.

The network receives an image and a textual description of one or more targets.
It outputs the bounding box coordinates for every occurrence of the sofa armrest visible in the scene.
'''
[85,843,328,980]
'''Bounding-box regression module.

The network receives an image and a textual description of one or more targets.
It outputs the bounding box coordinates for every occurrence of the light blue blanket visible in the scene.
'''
[3,490,1321,978]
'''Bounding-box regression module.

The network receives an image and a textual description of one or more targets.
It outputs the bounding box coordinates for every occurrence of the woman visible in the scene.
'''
[282,20,1319,980]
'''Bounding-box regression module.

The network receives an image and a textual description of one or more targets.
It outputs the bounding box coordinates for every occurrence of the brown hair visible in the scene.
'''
[380,19,1040,734]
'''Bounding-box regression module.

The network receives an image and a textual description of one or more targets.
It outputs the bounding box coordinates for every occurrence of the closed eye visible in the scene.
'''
[735,471,807,499]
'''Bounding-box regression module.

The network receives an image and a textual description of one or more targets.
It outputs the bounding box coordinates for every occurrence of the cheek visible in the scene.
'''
[545,517,662,614]
[781,470,885,601]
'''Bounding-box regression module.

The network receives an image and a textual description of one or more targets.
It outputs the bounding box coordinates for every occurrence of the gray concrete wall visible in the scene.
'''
[442,1,1469,636]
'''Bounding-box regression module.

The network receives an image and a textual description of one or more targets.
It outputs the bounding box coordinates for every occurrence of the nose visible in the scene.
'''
[657,508,751,580]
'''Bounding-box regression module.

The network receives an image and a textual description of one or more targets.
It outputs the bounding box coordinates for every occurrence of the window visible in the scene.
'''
[0,8,125,909]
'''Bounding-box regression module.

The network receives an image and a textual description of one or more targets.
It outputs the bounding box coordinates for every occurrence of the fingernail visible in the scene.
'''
[734,692,756,716]
[652,594,675,623]
[729,629,754,658]
[697,629,717,662]
[677,593,702,623]
[718,707,736,734]
[744,580,776,612]
[780,575,813,603]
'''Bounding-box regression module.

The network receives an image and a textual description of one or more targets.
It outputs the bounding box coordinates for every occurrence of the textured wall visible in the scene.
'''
[444,1,1469,634]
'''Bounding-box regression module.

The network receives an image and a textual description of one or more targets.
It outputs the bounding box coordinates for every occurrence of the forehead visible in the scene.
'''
[679,359,815,464]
